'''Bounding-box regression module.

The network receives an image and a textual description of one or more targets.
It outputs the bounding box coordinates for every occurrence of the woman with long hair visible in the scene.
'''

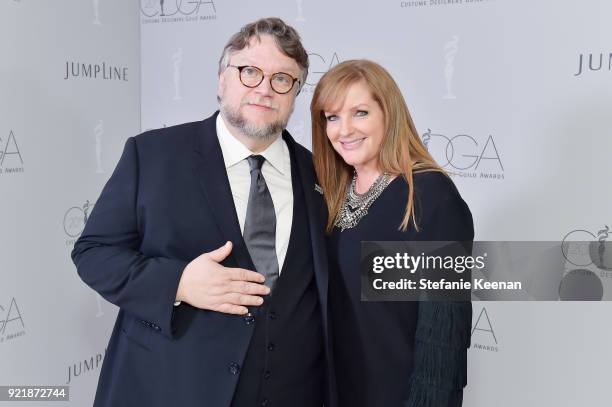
[311,59,473,406]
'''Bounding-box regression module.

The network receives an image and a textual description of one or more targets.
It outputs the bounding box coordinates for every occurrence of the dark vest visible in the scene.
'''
[230,146,325,407]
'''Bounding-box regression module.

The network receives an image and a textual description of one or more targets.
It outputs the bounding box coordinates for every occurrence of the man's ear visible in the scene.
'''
[217,73,225,100]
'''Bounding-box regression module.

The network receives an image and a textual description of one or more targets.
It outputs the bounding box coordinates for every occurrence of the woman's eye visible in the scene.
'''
[355,110,368,117]
[325,115,338,122]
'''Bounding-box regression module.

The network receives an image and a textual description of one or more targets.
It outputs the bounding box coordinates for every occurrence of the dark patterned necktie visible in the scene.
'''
[243,155,279,290]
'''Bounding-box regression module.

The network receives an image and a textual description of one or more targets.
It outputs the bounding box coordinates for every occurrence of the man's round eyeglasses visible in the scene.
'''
[228,65,300,95]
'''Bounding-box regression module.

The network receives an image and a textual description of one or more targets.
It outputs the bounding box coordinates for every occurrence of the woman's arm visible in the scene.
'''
[406,176,474,407]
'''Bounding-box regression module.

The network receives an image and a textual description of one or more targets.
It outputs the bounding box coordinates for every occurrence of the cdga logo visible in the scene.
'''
[63,200,94,241]
[0,297,26,344]
[471,306,498,352]
[0,130,25,174]
[302,52,342,90]
[140,0,216,18]
[422,129,504,180]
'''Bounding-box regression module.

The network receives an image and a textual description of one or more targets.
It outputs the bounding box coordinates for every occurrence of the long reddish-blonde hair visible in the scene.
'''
[311,59,444,232]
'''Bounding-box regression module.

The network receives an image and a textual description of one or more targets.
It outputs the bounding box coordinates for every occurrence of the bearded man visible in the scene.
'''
[72,17,334,407]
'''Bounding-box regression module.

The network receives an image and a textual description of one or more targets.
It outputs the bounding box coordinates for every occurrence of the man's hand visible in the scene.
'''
[176,241,270,314]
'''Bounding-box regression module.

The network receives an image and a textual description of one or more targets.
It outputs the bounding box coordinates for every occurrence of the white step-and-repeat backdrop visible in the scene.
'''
[2,0,611,405]
[1,1,140,406]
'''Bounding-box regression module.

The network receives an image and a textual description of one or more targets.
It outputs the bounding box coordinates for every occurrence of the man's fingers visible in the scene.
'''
[228,280,271,296]
[216,303,249,315]
[228,268,266,283]
[222,293,264,307]
[206,241,233,263]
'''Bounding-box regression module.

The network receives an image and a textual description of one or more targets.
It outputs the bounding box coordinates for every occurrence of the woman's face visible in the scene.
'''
[323,81,385,171]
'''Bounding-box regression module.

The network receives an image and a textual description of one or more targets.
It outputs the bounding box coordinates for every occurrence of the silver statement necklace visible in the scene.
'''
[335,172,393,231]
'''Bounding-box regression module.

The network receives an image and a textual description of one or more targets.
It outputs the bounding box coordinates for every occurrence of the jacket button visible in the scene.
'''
[261,398,269,406]
[228,362,241,375]
[264,370,271,380]
[267,343,275,351]
[243,313,255,325]
[269,311,277,320]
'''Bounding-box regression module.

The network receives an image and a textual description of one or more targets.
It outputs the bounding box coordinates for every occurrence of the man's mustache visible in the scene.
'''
[241,100,279,110]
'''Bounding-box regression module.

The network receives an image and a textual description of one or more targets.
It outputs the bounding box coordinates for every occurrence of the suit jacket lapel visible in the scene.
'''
[192,116,329,310]
[283,132,329,323]
[193,112,255,271]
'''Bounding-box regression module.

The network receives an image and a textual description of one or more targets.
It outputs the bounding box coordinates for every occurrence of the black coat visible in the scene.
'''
[72,111,334,407]
[328,173,473,407]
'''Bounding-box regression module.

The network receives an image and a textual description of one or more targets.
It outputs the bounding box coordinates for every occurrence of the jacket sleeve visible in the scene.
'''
[406,186,474,407]
[71,137,188,340]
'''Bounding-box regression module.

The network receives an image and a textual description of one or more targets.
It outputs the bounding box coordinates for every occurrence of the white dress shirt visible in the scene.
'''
[216,114,293,274]
[174,115,294,305]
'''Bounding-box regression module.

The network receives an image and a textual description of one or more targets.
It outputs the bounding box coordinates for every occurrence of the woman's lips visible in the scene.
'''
[339,138,365,151]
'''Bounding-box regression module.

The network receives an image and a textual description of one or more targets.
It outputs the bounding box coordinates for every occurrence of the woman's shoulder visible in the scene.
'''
[412,171,473,240]
[413,171,459,201]
[386,170,461,205]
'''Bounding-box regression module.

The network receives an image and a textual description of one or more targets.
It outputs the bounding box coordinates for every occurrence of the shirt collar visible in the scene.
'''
[216,113,287,175]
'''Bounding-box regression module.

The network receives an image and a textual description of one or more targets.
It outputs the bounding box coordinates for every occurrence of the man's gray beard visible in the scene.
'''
[220,102,289,140]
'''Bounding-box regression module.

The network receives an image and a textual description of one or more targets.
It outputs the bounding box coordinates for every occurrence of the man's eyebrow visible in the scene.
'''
[235,58,298,74]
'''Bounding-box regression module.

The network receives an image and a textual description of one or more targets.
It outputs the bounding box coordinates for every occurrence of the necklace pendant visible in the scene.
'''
[334,172,392,231]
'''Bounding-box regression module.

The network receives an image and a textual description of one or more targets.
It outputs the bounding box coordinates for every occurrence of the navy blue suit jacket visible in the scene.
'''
[72,112,333,407]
